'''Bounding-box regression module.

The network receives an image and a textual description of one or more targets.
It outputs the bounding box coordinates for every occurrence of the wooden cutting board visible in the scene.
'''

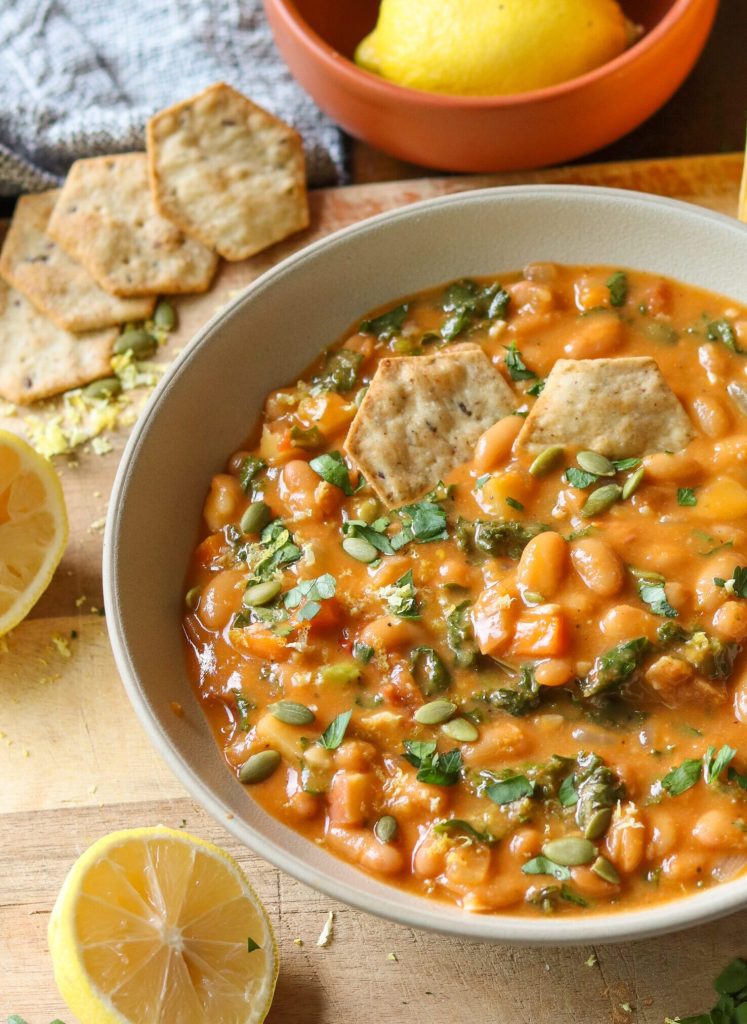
[1,152,745,1024]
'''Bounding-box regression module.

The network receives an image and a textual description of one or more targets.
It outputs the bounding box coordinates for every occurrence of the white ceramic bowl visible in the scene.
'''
[104,186,747,944]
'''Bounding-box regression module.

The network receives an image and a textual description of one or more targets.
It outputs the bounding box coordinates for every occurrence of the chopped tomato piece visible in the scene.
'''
[304,596,343,633]
[472,585,516,656]
[512,611,569,657]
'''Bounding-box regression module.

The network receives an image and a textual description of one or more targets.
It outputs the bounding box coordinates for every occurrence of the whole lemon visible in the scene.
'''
[355,0,630,96]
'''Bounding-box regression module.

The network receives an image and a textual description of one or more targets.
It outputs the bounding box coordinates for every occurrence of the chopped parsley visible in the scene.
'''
[390,501,448,550]
[677,487,697,506]
[433,819,496,845]
[312,348,363,393]
[715,566,747,598]
[439,279,510,340]
[342,516,393,555]
[283,573,336,621]
[474,473,491,490]
[503,340,537,381]
[380,569,419,618]
[607,270,628,307]
[527,378,545,397]
[485,774,535,806]
[359,303,409,340]
[565,467,599,489]
[522,855,571,882]
[635,573,678,618]
[239,455,266,493]
[403,740,462,786]
[703,744,737,785]
[707,317,743,354]
[319,709,352,750]
[505,496,525,511]
[661,757,701,796]
[309,451,359,495]
[247,937,261,953]
[352,640,374,664]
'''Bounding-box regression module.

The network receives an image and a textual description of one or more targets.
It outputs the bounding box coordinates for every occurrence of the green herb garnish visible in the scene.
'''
[565,467,599,489]
[309,451,358,495]
[635,574,678,619]
[607,271,628,307]
[715,566,747,598]
[360,303,410,340]
[342,517,393,555]
[319,709,353,750]
[312,348,363,393]
[403,740,462,786]
[662,757,702,796]
[239,455,266,493]
[283,573,336,621]
[579,637,650,698]
[433,819,496,845]
[380,569,419,618]
[247,937,261,953]
[486,774,535,806]
[390,501,448,550]
[503,340,537,381]
[677,487,697,506]
[707,318,743,354]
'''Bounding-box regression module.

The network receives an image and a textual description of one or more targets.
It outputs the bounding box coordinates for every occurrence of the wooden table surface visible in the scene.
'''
[2,151,747,1024]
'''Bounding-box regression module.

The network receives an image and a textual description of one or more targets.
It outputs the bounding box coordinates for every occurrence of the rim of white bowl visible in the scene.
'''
[104,184,747,945]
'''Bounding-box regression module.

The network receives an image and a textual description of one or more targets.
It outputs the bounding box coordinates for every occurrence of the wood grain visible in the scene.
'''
[1,153,745,1024]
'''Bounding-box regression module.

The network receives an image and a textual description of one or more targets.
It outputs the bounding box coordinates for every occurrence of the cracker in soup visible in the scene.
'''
[345,343,516,507]
[516,356,694,457]
[0,279,115,404]
[47,153,218,297]
[147,82,309,261]
[0,191,155,331]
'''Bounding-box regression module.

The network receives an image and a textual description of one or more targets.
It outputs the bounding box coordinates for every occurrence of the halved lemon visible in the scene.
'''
[48,826,278,1024]
[0,428,68,636]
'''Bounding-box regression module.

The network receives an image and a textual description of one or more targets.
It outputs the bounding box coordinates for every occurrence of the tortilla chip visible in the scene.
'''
[147,82,309,261]
[0,279,115,404]
[0,191,155,331]
[345,344,516,507]
[47,153,218,297]
[516,356,694,457]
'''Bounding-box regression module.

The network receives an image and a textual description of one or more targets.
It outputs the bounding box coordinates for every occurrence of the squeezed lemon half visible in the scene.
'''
[48,826,278,1024]
[0,428,68,636]
[355,0,631,96]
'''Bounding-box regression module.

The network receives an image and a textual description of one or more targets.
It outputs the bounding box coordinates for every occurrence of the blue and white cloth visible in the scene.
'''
[0,0,348,196]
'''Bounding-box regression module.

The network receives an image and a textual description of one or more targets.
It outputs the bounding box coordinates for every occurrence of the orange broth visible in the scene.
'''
[184,263,747,915]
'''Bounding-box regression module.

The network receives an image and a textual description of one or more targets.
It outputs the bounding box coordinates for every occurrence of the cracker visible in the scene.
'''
[47,153,218,297]
[516,356,694,457]
[345,344,516,507]
[0,190,155,331]
[147,82,309,261]
[0,279,115,404]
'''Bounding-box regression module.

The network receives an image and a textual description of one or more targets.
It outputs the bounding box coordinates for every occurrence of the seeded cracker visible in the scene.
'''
[516,356,694,457]
[47,153,218,297]
[147,82,310,261]
[0,278,115,404]
[0,191,155,331]
[345,344,516,507]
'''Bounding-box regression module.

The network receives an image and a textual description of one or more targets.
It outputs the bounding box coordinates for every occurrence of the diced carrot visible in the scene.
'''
[512,612,569,657]
[472,585,516,656]
[229,624,291,660]
[342,334,375,358]
[193,532,225,568]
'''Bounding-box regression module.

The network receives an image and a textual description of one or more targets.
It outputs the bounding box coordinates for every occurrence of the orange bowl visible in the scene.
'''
[264,0,719,173]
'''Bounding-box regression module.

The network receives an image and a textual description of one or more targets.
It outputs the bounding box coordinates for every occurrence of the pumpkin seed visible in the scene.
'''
[591,855,621,885]
[621,465,645,500]
[239,749,281,784]
[243,579,282,607]
[441,717,479,742]
[241,500,272,535]
[83,376,122,401]
[114,327,157,360]
[541,836,596,867]
[581,483,622,518]
[184,585,202,611]
[577,450,615,477]
[583,806,613,841]
[154,300,177,331]
[374,814,399,844]
[270,700,315,726]
[342,535,378,563]
[529,445,564,478]
[354,497,380,524]
[414,699,457,725]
